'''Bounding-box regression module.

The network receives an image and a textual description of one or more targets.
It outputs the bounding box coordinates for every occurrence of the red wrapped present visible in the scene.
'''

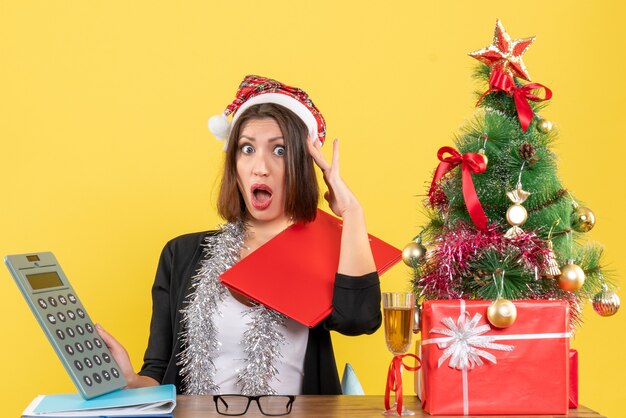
[420,300,570,415]
[569,349,578,408]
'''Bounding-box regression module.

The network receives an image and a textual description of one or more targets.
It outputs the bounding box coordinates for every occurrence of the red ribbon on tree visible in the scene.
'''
[478,69,552,131]
[385,353,421,415]
[429,146,488,231]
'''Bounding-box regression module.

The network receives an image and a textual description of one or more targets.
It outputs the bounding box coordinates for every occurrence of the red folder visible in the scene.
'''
[220,209,401,327]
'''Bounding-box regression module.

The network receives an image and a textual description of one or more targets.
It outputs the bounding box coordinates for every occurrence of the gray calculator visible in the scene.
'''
[5,252,127,399]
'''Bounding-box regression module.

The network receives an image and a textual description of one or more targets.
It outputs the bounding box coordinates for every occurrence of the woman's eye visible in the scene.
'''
[241,144,254,154]
[273,145,286,156]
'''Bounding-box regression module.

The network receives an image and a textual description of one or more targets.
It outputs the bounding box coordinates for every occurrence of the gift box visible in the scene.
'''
[420,300,570,415]
[569,349,578,408]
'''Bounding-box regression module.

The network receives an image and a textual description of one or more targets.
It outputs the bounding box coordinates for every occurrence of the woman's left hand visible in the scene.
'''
[307,136,361,218]
[307,135,376,275]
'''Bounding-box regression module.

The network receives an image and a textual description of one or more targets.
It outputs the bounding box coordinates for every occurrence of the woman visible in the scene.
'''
[97,76,381,395]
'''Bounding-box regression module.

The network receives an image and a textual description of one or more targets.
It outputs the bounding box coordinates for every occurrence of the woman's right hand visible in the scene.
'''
[96,324,158,388]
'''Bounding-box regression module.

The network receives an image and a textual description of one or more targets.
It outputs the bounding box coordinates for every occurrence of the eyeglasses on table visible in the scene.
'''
[213,394,296,416]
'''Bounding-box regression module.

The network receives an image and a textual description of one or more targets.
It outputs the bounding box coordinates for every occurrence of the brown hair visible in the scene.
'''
[217,103,319,223]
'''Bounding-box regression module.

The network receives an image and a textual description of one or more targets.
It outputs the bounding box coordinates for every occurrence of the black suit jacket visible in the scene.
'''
[138,231,382,394]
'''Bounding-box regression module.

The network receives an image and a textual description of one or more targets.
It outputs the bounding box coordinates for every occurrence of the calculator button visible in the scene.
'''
[55,329,65,340]
[93,373,102,384]
[102,370,111,381]
[65,345,74,355]
[38,299,48,309]
[48,297,57,307]
[83,376,93,386]
[85,323,94,333]
[47,314,57,324]
[58,295,68,305]
[85,340,93,350]
[75,342,84,353]
[68,294,77,304]
[74,360,83,371]
[94,338,103,348]
[76,308,85,318]
[67,310,76,320]
[57,312,66,322]
[84,357,93,368]
[94,355,102,366]
[111,367,119,378]
[76,325,85,335]
[102,353,111,363]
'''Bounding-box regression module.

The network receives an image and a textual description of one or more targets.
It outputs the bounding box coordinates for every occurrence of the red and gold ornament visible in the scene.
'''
[471,21,552,132]
[468,19,535,81]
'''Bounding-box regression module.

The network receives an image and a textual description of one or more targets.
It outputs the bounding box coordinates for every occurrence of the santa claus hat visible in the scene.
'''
[208,75,326,149]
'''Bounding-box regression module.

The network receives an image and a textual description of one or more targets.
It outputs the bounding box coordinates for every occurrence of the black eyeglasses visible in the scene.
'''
[213,394,296,416]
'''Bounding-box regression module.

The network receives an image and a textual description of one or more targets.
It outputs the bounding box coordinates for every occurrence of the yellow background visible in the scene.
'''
[1,1,624,416]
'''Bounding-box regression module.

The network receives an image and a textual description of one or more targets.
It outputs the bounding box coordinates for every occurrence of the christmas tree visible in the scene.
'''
[407,20,620,328]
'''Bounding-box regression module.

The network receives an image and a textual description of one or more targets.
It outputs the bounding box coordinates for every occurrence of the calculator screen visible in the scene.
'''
[26,271,64,290]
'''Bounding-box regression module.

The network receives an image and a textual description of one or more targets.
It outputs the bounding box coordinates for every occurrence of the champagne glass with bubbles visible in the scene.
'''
[382,292,415,416]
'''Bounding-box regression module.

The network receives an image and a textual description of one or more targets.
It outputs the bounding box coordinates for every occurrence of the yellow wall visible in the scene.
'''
[1,1,624,416]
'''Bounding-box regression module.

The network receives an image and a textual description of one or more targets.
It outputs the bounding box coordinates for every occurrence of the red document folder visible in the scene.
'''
[220,209,401,327]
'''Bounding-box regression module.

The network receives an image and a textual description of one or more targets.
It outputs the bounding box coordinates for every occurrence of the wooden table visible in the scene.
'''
[173,395,605,417]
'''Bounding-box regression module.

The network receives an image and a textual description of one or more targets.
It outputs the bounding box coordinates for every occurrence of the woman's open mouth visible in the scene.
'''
[250,183,273,210]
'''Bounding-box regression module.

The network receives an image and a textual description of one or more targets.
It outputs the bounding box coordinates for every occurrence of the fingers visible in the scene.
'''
[96,323,130,360]
[96,324,119,348]
[96,324,112,343]
[96,323,135,386]
[306,134,330,172]
[331,138,340,171]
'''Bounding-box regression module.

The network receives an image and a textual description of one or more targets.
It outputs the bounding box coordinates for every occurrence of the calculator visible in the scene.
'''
[5,252,127,399]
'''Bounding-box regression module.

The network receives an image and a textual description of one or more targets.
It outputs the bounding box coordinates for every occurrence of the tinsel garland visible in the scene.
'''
[416,222,549,299]
[415,221,584,326]
[177,222,288,395]
[236,304,286,395]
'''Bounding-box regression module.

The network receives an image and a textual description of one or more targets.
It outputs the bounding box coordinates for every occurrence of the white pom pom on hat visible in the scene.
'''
[208,113,230,142]
[208,75,326,151]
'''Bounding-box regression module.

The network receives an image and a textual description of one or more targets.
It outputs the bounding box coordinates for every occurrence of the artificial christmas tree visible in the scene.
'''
[409,20,620,415]
[406,20,619,325]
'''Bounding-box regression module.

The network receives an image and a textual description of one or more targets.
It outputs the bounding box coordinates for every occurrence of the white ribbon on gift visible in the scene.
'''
[421,300,572,415]
[426,309,514,370]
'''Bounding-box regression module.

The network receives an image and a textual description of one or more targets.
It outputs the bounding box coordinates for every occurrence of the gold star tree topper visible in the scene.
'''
[468,20,535,81]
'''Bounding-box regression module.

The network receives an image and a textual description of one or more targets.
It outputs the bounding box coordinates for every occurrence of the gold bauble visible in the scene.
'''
[572,206,595,232]
[487,298,517,328]
[478,148,488,168]
[556,262,585,291]
[506,204,528,227]
[402,241,426,266]
[592,288,620,317]
[537,119,553,133]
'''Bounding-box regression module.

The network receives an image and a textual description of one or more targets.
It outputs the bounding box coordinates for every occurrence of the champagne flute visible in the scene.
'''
[382,292,415,416]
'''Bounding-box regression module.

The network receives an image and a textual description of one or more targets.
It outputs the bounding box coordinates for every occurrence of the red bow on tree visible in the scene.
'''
[479,69,552,131]
[429,146,488,231]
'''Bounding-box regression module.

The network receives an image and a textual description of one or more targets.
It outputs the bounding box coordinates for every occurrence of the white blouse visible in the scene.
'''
[212,290,309,395]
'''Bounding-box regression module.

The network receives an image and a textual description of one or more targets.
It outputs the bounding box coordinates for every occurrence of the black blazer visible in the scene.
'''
[138,230,382,394]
